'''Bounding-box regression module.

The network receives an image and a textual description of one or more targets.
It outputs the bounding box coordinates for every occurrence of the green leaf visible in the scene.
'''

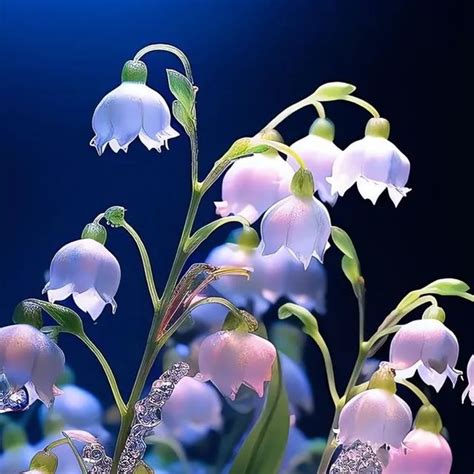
[331,226,358,262]
[314,81,356,101]
[166,69,195,113]
[61,432,88,474]
[423,278,470,295]
[172,100,195,136]
[27,299,85,337]
[278,303,319,337]
[13,300,43,329]
[341,255,360,285]
[229,353,289,474]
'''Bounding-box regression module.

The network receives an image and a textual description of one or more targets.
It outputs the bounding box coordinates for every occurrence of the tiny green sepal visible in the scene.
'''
[104,206,126,227]
[368,366,396,394]
[422,305,446,322]
[414,404,443,434]
[81,222,107,244]
[222,310,258,333]
[365,117,390,139]
[309,118,335,141]
[121,60,147,84]
[314,82,356,101]
[29,449,59,473]
[237,227,260,250]
[290,168,315,198]
[13,300,43,329]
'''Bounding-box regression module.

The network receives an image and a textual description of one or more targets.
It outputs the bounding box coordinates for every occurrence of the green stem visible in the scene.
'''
[122,221,161,312]
[340,95,380,118]
[254,138,307,169]
[76,334,126,415]
[397,379,431,405]
[357,289,366,345]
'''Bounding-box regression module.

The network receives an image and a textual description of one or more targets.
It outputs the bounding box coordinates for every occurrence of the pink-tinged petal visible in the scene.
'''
[63,430,98,444]
[385,429,452,474]
[337,389,412,449]
[216,153,294,224]
[198,331,276,400]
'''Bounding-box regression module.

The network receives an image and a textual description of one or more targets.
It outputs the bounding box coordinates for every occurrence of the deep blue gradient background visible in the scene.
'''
[1,0,470,471]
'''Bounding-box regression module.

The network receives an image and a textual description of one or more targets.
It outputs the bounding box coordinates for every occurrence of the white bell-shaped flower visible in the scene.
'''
[215,150,294,224]
[288,118,341,206]
[43,238,121,321]
[389,318,462,392]
[90,60,179,155]
[462,355,474,404]
[261,169,331,268]
[0,325,65,409]
[329,118,410,206]
[197,330,276,400]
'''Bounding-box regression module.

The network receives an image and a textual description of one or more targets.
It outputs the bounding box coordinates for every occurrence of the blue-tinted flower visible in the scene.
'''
[0,324,64,409]
[0,444,36,474]
[43,239,121,320]
[91,60,178,155]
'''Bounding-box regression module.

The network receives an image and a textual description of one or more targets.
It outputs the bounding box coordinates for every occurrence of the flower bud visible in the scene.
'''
[29,450,58,473]
[422,305,446,322]
[81,222,107,245]
[104,206,126,227]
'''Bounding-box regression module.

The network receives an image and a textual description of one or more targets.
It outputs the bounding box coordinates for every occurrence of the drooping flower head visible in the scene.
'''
[389,316,461,391]
[158,376,223,444]
[43,238,121,320]
[215,131,294,224]
[336,367,412,449]
[197,330,276,400]
[0,325,65,410]
[329,118,410,206]
[461,354,474,405]
[261,168,331,268]
[288,118,341,205]
[90,60,179,155]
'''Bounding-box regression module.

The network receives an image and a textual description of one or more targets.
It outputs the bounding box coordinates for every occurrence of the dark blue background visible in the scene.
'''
[1,0,470,471]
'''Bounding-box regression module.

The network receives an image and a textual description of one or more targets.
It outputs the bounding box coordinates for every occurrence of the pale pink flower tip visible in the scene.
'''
[64,430,98,444]
[384,429,452,474]
[197,330,276,400]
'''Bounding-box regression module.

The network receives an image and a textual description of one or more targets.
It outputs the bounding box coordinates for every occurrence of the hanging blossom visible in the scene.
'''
[336,367,412,449]
[155,376,223,445]
[214,149,294,224]
[43,238,121,321]
[462,355,474,405]
[197,330,276,400]
[328,117,410,206]
[0,325,65,410]
[90,60,179,155]
[261,168,331,268]
[288,118,341,206]
[389,317,462,392]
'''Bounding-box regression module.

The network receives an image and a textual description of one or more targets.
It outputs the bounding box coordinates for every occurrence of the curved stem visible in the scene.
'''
[340,95,380,118]
[397,379,431,406]
[366,324,401,350]
[133,44,194,83]
[255,138,307,169]
[122,221,160,312]
[313,101,326,119]
[77,334,126,415]
[357,289,366,345]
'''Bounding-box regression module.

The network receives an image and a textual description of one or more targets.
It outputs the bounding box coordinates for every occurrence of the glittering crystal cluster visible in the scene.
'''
[82,442,113,473]
[329,440,383,474]
[0,386,29,413]
[117,361,190,473]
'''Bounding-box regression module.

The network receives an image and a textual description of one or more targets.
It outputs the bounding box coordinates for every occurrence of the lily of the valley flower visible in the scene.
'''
[214,150,294,224]
[329,118,411,206]
[158,376,223,445]
[0,325,64,409]
[462,355,474,405]
[261,168,331,268]
[336,368,412,449]
[197,330,276,400]
[288,118,341,206]
[389,318,462,392]
[43,238,121,321]
[90,60,179,155]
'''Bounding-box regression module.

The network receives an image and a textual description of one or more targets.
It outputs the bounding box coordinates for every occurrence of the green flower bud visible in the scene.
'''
[291,168,315,198]
[121,60,148,84]
[29,449,58,473]
[104,206,126,227]
[365,117,390,139]
[414,404,443,433]
[422,305,446,323]
[81,222,107,245]
[368,365,396,394]
[309,118,335,141]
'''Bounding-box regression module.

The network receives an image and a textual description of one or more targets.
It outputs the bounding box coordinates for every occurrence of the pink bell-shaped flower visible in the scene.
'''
[0,325,64,410]
[336,367,412,449]
[328,118,410,206]
[197,330,276,400]
[462,354,474,405]
[389,317,461,391]
[159,376,223,444]
[214,150,294,224]
[261,169,331,268]
[287,118,341,206]
[43,238,121,321]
